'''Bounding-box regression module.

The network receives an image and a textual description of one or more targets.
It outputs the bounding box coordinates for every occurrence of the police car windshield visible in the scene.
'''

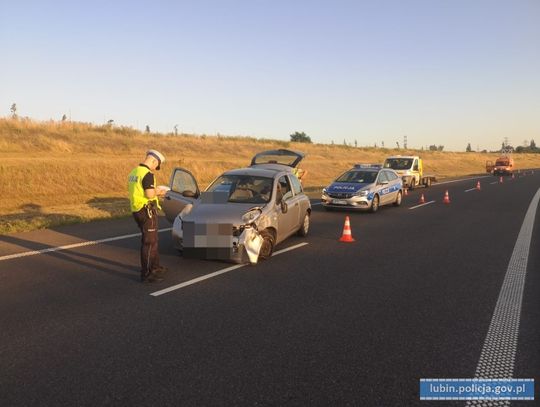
[335,170,377,184]
[206,175,273,204]
[384,158,413,170]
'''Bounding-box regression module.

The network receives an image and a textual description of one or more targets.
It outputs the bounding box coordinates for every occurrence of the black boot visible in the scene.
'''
[141,271,164,283]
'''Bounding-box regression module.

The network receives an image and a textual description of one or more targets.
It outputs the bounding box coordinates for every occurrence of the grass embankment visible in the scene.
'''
[2,118,540,234]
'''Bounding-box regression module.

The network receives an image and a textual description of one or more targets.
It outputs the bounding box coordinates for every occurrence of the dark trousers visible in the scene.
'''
[133,205,160,279]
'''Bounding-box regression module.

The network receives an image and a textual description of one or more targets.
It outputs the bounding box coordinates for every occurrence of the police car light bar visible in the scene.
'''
[354,163,382,169]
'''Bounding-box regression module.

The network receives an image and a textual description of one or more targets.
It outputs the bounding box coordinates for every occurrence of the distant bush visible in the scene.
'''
[290,131,312,143]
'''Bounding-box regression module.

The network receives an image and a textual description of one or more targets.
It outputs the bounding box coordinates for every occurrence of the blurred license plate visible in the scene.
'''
[332,199,347,205]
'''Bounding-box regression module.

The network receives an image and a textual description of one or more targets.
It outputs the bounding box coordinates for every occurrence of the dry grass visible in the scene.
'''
[2,117,540,234]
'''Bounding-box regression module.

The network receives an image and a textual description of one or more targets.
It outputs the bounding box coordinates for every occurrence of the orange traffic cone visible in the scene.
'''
[476,181,481,191]
[511,173,515,179]
[443,190,451,204]
[404,188,408,196]
[419,193,425,204]
[499,176,503,183]
[339,216,355,242]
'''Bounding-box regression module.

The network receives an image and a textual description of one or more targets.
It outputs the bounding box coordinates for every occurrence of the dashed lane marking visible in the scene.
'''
[464,187,477,192]
[436,175,492,186]
[0,228,173,262]
[408,200,436,210]
[465,188,540,407]
[150,242,309,297]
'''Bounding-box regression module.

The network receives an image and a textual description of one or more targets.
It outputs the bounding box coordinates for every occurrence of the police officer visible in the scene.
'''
[128,150,167,283]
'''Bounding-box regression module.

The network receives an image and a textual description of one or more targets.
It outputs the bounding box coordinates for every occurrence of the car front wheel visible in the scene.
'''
[370,195,380,213]
[258,229,275,260]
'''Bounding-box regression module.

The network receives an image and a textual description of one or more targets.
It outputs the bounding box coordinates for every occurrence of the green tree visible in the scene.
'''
[466,143,472,152]
[530,139,537,150]
[10,103,17,118]
[290,131,312,143]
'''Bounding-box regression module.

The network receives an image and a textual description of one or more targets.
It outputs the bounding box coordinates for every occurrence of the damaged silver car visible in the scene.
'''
[161,150,312,264]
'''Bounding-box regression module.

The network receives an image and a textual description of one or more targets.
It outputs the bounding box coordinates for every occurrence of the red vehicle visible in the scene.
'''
[491,155,514,176]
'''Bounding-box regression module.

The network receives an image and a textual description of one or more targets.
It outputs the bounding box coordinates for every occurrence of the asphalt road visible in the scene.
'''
[1,172,539,406]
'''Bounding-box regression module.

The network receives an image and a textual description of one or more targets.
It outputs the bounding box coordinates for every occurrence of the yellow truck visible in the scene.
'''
[383,155,437,189]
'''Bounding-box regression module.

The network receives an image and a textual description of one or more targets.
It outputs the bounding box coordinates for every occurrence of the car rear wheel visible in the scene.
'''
[258,229,275,260]
[370,195,380,213]
[409,178,416,190]
[297,211,310,236]
[393,191,402,206]
[425,178,431,188]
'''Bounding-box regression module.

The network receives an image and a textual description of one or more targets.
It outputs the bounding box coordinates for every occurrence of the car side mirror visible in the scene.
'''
[379,181,389,186]
[280,201,288,213]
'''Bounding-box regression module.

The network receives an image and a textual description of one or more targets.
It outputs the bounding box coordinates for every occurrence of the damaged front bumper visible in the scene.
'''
[172,218,264,264]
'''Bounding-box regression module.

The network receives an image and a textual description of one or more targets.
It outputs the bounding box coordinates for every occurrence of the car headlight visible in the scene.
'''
[242,208,262,224]
[322,188,327,195]
[356,189,369,197]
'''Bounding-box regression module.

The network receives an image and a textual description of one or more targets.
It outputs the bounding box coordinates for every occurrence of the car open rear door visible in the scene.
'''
[250,149,305,167]
[162,168,200,223]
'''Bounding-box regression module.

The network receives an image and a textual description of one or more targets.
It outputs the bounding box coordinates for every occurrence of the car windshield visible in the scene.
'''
[384,158,413,170]
[335,170,377,184]
[206,175,273,203]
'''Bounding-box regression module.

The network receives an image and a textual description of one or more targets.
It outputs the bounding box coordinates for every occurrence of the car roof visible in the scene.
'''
[346,167,380,173]
[223,167,285,178]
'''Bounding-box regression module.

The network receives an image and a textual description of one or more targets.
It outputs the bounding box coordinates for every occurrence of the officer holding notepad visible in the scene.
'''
[128,149,167,283]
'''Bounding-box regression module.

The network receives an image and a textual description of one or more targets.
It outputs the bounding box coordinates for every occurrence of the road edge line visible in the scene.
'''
[466,188,540,396]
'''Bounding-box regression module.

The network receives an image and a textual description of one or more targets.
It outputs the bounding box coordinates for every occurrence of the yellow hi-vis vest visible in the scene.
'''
[128,166,161,212]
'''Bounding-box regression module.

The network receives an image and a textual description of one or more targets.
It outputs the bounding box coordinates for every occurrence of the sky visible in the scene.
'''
[1,0,539,151]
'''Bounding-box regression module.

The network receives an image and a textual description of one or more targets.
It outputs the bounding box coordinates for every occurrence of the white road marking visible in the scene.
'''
[408,200,436,210]
[465,188,540,407]
[490,181,499,185]
[0,228,173,262]
[436,175,492,186]
[150,242,309,297]
[464,187,477,192]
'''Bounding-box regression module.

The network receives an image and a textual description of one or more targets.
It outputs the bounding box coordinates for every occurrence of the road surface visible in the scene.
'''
[1,172,539,406]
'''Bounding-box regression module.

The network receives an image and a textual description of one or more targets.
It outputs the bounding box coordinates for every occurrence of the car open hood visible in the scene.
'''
[250,149,304,168]
[327,182,371,194]
[182,202,264,226]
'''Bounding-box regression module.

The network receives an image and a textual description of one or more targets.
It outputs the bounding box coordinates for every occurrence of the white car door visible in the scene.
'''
[162,168,200,223]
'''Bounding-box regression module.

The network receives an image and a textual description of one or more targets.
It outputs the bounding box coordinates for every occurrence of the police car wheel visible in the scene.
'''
[393,191,402,206]
[259,229,275,260]
[297,211,310,236]
[370,195,380,213]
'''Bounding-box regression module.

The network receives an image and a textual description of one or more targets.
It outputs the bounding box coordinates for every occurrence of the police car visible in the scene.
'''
[321,164,403,212]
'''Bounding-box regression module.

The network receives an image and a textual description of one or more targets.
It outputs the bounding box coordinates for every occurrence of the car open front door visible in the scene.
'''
[162,167,200,223]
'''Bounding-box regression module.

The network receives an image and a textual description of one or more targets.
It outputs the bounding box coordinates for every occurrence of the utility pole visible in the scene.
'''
[403,135,407,149]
